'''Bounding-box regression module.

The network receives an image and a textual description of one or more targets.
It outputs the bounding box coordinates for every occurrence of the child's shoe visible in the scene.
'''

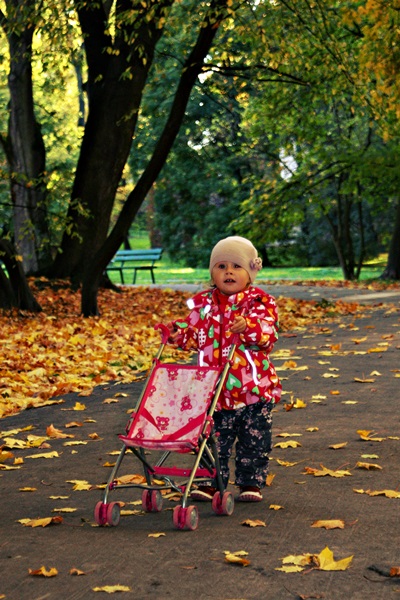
[191,486,216,501]
[237,486,262,502]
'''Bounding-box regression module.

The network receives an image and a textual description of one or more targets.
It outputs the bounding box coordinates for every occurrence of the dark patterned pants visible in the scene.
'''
[213,402,273,489]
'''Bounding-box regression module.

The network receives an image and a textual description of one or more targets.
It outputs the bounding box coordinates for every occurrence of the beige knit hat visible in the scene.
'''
[209,236,262,283]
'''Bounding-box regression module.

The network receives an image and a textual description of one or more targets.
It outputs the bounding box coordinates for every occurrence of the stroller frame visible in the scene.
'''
[94,324,236,530]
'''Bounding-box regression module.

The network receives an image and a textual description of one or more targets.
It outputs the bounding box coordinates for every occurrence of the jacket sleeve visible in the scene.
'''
[239,295,279,353]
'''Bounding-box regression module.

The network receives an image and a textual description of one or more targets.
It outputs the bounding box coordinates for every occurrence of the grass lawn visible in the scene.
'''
[109,232,388,285]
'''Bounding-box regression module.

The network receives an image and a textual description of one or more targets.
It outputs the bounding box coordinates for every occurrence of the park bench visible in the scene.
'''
[105,248,163,284]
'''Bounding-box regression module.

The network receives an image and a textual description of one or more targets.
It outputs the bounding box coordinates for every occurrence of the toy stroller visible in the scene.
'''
[94,323,235,531]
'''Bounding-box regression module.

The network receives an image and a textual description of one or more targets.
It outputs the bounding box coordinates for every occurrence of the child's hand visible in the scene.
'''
[229,315,247,334]
[168,328,180,343]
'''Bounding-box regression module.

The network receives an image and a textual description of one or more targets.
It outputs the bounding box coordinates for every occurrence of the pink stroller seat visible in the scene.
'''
[119,362,222,452]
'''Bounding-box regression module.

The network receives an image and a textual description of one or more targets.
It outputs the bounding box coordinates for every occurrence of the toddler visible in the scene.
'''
[168,236,281,501]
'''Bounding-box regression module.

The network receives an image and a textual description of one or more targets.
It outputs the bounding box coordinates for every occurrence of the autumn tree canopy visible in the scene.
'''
[0,0,399,314]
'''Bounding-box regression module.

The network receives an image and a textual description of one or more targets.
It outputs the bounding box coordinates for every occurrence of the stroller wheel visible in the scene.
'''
[106,502,121,526]
[185,505,199,530]
[94,501,107,526]
[142,489,163,512]
[212,491,234,516]
[172,505,199,531]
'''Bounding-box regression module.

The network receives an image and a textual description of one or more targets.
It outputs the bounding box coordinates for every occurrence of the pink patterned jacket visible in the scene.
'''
[170,286,281,410]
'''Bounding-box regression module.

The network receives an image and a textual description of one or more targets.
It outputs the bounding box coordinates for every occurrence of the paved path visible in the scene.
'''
[130,282,400,305]
[1,286,399,599]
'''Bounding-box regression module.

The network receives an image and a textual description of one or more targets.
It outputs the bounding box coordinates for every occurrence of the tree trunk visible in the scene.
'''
[0,239,42,311]
[49,0,174,285]
[3,0,51,275]
[380,198,400,279]
[81,0,230,316]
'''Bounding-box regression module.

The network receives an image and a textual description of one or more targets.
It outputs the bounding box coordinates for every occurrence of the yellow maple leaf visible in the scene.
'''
[73,402,87,410]
[67,479,92,491]
[148,532,166,538]
[274,440,302,449]
[316,546,353,571]
[304,464,351,477]
[329,442,348,449]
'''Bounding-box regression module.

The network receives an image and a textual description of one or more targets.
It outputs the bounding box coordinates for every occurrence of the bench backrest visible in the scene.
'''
[114,248,163,261]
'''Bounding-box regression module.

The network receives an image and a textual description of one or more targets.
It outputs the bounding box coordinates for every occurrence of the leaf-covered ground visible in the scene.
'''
[0,279,395,419]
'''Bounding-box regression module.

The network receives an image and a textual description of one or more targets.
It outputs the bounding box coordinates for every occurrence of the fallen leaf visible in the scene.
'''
[148,532,166,538]
[277,547,353,572]
[276,459,300,467]
[25,451,59,459]
[241,519,266,527]
[275,564,304,573]
[274,440,302,449]
[329,443,347,450]
[92,585,131,593]
[353,488,400,498]
[357,430,386,442]
[304,465,351,477]
[311,519,345,530]
[73,402,87,411]
[46,424,74,439]
[19,487,37,492]
[322,373,339,378]
[29,566,58,577]
[269,504,284,510]
[67,479,92,491]
[316,546,353,571]
[266,473,275,486]
[361,454,379,459]
[356,462,382,470]
[70,568,86,576]
[19,516,63,527]
[224,551,250,566]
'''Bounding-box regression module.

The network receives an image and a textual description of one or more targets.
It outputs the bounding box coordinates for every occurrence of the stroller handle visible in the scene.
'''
[154,323,171,345]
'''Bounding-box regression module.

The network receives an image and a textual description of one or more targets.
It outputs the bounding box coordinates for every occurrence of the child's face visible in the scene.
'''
[211,261,250,296]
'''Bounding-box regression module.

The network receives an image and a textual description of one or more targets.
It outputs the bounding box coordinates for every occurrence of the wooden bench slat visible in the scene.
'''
[105,248,163,284]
